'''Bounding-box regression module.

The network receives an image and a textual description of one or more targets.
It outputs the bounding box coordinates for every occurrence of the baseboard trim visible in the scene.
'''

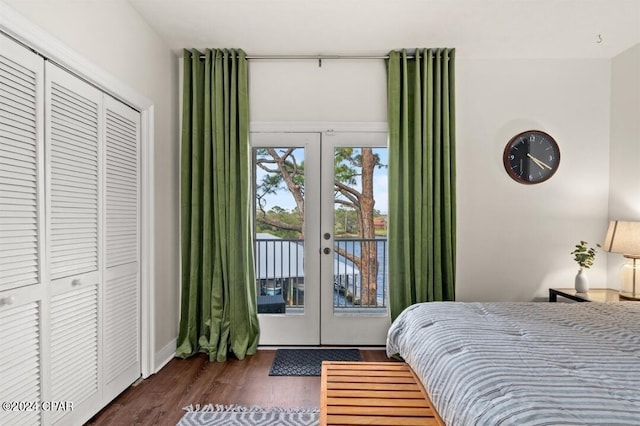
[154,337,177,374]
[258,345,385,350]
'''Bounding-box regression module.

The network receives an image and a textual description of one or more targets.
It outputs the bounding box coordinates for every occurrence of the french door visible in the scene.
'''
[252,131,390,346]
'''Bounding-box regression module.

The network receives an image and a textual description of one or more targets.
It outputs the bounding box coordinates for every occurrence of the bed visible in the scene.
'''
[386,301,640,425]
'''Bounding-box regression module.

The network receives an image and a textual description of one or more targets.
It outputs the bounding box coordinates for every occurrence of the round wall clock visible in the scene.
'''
[503,130,560,184]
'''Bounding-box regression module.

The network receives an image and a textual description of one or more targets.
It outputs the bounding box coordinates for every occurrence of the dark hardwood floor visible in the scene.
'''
[88,348,390,426]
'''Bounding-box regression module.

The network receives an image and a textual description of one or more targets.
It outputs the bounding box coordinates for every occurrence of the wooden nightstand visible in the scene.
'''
[548,288,625,302]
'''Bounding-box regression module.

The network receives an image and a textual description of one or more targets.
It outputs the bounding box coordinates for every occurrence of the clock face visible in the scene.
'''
[503,130,560,184]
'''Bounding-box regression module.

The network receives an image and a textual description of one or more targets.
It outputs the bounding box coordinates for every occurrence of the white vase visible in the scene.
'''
[575,268,589,293]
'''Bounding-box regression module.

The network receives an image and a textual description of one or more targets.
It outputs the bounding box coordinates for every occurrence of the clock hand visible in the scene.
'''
[535,158,553,170]
[527,153,552,170]
[527,153,546,170]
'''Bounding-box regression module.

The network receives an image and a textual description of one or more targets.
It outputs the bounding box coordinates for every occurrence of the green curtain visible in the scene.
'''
[177,48,259,362]
[387,48,456,321]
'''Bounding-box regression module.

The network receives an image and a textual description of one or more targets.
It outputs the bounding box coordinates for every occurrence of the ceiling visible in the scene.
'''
[127,0,640,59]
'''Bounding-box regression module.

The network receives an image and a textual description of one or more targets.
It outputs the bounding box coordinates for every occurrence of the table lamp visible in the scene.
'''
[603,220,640,300]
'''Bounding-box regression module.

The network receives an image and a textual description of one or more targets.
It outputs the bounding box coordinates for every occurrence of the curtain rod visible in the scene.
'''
[246,55,398,60]
[192,52,455,67]
[197,54,417,60]
[196,54,421,67]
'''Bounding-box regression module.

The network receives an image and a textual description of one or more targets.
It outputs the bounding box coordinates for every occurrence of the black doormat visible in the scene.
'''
[269,348,361,376]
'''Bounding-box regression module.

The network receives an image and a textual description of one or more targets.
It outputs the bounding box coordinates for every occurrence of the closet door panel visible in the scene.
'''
[103,96,140,401]
[49,282,100,425]
[45,63,102,425]
[0,34,44,293]
[104,264,139,398]
[46,64,101,283]
[0,33,45,426]
[0,291,42,426]
[105,100,138,268]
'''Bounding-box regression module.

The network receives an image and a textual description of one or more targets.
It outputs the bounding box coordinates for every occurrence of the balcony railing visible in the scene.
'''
[254,237,388,312]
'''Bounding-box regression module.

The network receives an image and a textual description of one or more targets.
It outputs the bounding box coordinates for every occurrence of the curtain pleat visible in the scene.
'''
[177,48,259,362]
[387,48,456,320]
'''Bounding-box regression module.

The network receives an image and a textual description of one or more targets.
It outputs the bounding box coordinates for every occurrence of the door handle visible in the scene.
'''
[0,296,15,307]
[323,247,331,255]
[323,232,331,240]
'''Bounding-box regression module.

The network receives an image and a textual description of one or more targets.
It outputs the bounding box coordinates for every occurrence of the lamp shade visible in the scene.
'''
[603,220,640,256]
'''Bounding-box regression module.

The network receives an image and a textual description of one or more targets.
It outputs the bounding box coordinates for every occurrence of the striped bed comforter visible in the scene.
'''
[386,302,640,425]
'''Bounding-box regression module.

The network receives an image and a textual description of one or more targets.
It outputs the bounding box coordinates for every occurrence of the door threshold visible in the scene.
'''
[257,345,385,350]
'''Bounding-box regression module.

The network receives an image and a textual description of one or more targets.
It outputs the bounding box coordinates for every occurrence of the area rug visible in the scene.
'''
[269,348,361,376]
[177,404,319,426]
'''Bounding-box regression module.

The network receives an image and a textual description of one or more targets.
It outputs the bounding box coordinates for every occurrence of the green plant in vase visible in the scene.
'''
[571,241,599,293]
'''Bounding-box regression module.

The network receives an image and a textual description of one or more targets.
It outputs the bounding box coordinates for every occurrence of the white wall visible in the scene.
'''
[456,58,610,301]
[4,0,180,360]
[607,43,640,288]
[250,56,612,301]
[250,60,387,122]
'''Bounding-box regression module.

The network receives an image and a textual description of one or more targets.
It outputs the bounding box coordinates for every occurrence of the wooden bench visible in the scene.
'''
[320,361,444,426]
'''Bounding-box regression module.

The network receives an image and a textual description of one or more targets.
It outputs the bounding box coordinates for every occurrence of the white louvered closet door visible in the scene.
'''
[45,63,102,425]
[0,34,45,426]
[103,95,141,401]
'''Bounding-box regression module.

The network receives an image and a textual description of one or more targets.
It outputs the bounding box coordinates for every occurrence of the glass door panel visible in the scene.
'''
[254,147,306,312]
[252,133,320,345]
[332,147,388,310]
[320,133,390,345]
